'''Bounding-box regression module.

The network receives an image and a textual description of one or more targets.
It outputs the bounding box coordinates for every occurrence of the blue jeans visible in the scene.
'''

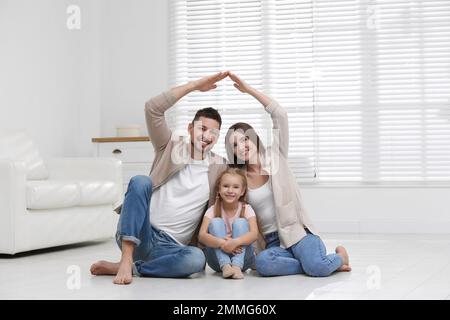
[255,230,343,277]
[115,175,206,278]
[204,218,255,271]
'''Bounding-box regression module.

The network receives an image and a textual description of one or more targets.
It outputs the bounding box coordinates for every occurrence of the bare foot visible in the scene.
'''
[222,264,234,278]
[338,264,352,272]
[113,259,133,285]
[90,260,120,276]
[231,265,244,280]
[336,246,352,272]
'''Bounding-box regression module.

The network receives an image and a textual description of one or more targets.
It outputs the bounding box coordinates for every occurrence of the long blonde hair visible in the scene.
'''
[213,167,248,218]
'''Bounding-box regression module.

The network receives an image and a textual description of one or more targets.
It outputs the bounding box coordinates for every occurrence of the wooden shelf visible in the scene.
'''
[91,136,150,143]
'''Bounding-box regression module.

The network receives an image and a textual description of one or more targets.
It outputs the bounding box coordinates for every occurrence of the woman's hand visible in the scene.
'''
[189,71,229,92]
[228,72,253,94]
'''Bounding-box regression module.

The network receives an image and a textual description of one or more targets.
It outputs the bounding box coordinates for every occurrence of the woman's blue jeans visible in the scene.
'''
[255,230,343,277]
[115,175,206,278]
[204,218,255,271]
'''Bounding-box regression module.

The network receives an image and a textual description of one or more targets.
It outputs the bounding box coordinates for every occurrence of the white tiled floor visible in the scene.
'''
[1,233,450,300]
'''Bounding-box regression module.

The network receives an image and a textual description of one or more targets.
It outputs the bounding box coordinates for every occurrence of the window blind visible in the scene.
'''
[168,0,450,184]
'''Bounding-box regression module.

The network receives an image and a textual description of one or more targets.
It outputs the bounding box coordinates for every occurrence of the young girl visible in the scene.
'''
[198,168,259,279]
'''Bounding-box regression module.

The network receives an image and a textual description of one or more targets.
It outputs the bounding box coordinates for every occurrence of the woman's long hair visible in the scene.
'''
[225,122,266,168]
[213,167,248,218]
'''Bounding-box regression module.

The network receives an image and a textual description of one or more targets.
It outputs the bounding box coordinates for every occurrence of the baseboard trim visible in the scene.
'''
[314,220,450,234]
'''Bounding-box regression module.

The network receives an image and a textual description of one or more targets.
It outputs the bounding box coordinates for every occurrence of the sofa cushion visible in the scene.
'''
[0,131,49,180]
[26,181,80,209]
[26,180,118,210]
[78,180,118,206]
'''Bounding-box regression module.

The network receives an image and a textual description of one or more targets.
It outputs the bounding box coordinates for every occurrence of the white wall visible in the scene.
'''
[99,0,168,137]
[302,186,450,234]
[0,0,101,157]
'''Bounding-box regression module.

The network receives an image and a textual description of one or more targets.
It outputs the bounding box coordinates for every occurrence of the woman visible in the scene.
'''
[224,72,352,277]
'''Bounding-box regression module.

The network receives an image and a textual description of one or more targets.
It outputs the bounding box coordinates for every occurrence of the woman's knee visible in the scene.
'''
[255,250,275,276]
[302,259,332,277]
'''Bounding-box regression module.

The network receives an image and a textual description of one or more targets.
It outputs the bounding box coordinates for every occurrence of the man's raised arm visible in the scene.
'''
[145,71,229,152]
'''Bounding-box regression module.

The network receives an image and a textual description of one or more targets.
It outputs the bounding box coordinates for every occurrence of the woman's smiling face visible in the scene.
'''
[228,130,259,164]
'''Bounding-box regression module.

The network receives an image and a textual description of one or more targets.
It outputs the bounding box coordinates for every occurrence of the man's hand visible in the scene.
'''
[189,71,229,92]
[228,72,253,94]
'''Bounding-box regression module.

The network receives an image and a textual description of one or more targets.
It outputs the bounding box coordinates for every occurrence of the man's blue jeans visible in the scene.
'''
[115,175,206,278]
[255,231,343,277]
[204,217,255,271]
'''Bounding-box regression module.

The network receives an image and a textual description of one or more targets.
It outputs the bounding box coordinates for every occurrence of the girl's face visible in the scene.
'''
[218,173,245,204]
[228,131,259,164]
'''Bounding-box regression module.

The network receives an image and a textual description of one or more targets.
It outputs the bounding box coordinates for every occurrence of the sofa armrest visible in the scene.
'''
[0,159,27,254]
[46,157,124,206]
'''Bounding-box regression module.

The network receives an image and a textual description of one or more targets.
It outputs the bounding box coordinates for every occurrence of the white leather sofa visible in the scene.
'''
[0,131,122,254]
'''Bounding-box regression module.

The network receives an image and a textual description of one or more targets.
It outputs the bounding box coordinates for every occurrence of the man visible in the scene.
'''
[90,72,228,284]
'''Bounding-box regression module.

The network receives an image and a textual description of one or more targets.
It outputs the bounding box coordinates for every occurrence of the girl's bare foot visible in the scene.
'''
[90,260,120,275]
[231,265,244,279]
[336,246,352,272]
[222,264,234,278]
[113,259,133,285]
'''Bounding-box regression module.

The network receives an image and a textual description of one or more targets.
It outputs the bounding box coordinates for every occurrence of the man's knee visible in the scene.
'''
[128,175,152,193]
[184,247,206,275]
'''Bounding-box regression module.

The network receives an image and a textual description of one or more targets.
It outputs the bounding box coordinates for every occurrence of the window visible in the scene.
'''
[168,0,450,185]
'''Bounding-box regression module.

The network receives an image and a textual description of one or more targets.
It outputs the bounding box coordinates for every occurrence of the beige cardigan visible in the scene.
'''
[259,99,319,248]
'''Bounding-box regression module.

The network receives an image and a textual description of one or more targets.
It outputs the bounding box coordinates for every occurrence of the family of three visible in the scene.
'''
[90,71,351,285]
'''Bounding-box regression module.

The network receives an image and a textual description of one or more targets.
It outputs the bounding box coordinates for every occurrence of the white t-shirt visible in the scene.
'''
[247,178,278,235]
[150,157,210,245]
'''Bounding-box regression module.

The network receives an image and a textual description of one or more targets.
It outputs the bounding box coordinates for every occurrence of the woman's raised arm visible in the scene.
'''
[228,72,290,158]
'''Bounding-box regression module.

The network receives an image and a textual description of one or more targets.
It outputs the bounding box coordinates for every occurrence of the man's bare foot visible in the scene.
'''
[231,265,244,280]
[222,264,234,278]
[338,264,352,272]
[336,246,352,272]
[113,259,133,285]
[90,260,120,276]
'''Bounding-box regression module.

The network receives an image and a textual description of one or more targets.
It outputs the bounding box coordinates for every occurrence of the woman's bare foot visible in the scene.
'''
[336,246,352,272]
[222,264,234,278]
[231,265,244,280]
[113,259,133,285]
[90,260,120,276]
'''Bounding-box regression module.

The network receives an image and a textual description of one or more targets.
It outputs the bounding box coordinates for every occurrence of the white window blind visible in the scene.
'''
[168,0,450,185]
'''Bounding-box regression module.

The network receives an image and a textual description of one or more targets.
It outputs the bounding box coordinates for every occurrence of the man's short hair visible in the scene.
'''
[192,107,222,128]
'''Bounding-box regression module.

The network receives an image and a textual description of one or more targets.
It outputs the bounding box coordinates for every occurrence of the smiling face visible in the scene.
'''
[188,116,220,154]
[228,130,259,164]
[218,173,246,204]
